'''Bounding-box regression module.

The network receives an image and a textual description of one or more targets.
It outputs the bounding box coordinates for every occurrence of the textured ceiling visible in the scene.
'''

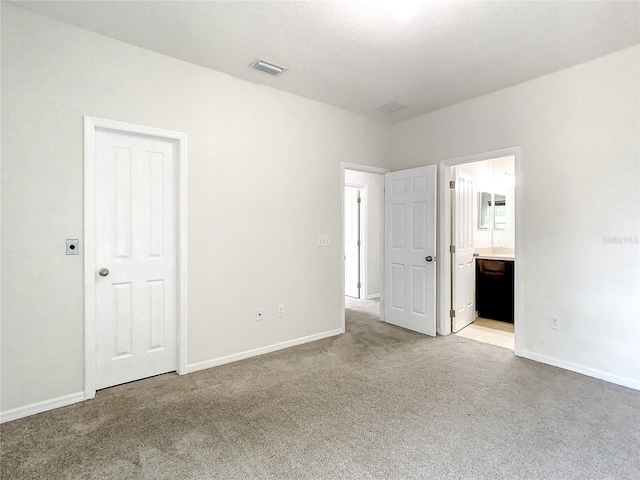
[11,1,640,123]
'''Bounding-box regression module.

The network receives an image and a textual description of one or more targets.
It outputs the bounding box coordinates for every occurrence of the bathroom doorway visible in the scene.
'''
[439,148,521,352]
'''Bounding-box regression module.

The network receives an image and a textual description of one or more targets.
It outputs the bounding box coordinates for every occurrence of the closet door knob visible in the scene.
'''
[425,256,434,262]
[98,268,110,277]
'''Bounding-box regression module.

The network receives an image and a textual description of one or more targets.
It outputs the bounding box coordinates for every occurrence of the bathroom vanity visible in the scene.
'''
[475,256,514,323]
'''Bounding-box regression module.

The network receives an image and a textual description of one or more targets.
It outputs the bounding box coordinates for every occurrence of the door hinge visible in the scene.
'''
[449,180,456,189]
[357,240,361,246]
[357,197,362,203]
[357,283,362,289]
[450,245,455,253]
[450,309,456,318]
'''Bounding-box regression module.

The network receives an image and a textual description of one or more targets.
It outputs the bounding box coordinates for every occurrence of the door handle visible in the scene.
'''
[98,268,110,277]
[425,256,434,262]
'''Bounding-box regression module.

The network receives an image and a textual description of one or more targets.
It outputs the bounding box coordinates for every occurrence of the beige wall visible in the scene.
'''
[0,5,391,413]
[393,45,640,387]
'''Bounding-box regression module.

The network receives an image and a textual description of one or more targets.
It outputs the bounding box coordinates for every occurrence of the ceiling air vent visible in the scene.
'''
[251,59,287,76]
[377,101,406,113]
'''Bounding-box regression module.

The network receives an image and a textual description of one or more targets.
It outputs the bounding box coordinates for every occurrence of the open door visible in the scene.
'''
[344,186,361,298]
[384,165,437,336]
[451,169,476,332]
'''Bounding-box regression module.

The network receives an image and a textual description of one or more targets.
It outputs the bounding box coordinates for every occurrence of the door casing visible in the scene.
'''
[84,116,188,400]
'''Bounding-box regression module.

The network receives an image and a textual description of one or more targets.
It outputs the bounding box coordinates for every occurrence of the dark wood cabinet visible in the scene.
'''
[475,259,514,323]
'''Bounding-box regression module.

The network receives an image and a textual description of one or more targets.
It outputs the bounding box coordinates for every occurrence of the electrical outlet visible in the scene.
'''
[277,304,285,317]
[256,308,264,321]
[318,235,330,247]
[550,315,560,330]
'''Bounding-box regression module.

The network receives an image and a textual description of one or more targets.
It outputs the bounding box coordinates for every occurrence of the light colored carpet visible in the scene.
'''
[1,298,639,479]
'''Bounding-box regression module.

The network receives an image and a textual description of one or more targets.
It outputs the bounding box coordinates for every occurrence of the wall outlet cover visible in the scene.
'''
[550,315,560,330]
[277,304,285,317]
[318,235,330,247]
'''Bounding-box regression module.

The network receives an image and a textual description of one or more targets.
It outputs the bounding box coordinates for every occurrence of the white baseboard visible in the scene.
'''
[186,328,343,374]
[366,293,380,300]
[2,330,344,422]
[0,392,85,424]
[518,350,640,391]
[4,343,634,423]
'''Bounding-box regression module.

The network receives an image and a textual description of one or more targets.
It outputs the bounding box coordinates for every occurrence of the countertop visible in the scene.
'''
[475,253,515,261]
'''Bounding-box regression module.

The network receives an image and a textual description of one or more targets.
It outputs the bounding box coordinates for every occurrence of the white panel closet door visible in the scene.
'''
[345,187,361,298]
[452,170,476,332]
[95,130,177,389]
[384,165,437,336]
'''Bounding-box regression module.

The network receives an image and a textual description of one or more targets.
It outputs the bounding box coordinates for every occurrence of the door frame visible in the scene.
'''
[438,146,522,354]
[340,163,389,331]
[83,116,188,400]
[344,182,366,299]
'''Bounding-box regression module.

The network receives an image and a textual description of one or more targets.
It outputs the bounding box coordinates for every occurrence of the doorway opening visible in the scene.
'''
[341,164,388,330]
[439,148,521,352]
[342,163,439,336]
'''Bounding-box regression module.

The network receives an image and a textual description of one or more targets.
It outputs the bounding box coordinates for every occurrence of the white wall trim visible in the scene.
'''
[342,162,389,175]
[366,293,381,300]
[0,392,86,424]
[185,328,343,374]
[341,162,389,331]
[83,116,188,400]
[518,350,640,391]
[437,147,523,353]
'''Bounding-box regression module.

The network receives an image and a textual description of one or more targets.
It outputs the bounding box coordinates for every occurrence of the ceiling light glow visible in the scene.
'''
[385,0,427,21]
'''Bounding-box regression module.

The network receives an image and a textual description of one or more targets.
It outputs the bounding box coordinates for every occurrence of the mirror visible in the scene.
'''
[478,192,507,230]
[494,194,506,230]
[478,192,492,230]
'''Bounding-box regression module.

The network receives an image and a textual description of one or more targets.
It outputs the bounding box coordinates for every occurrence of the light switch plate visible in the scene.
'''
[66,239,79,255]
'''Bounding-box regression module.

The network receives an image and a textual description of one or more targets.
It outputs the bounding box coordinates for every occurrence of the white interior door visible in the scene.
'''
[344,187,361,298]
[95,129,177,389]
[452,169,476,332]
[384,165,437,335]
